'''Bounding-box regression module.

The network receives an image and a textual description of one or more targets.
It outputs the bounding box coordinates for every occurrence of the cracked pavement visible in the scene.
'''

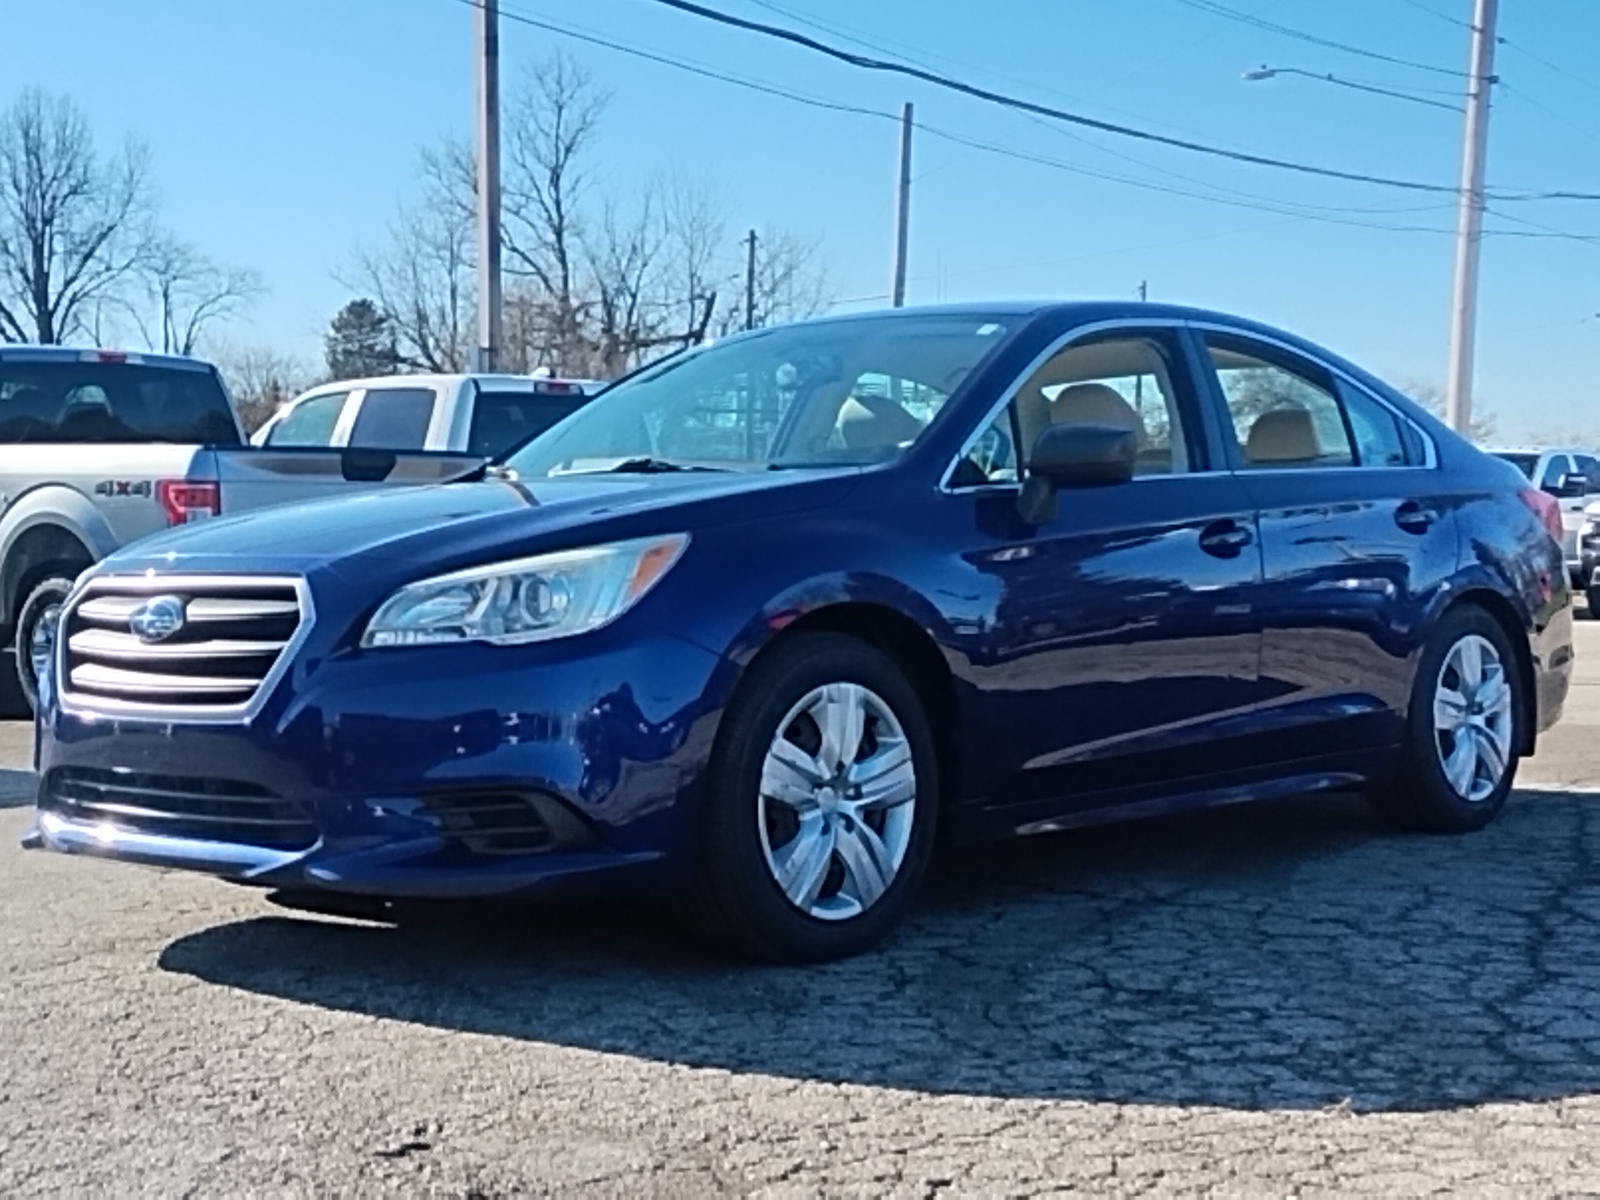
[6,627,1600,1196]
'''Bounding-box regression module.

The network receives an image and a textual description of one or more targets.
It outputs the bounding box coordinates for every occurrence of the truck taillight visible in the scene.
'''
[157,480,220,526]
[1519,487,1563,543]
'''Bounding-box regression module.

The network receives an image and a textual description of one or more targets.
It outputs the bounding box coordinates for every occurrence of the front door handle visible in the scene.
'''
[1198,519,1253,558]
[1395,500,1437,534]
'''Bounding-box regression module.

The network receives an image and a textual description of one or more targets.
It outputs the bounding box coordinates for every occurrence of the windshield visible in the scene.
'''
[504,313,1013,476]
[1490,452,1538,480]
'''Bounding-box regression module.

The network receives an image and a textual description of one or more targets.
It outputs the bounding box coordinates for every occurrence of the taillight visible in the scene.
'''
[157,480,220,526]
[1519,487,1563,543]
[533,380,578,395]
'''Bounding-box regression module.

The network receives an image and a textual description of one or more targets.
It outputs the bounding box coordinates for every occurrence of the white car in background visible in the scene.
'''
[253,372,609,459]
[1486,446,1598,588]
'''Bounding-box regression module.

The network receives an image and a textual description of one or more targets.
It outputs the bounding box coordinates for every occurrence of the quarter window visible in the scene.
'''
[264,391,349,446]
[1339,384,1408,467]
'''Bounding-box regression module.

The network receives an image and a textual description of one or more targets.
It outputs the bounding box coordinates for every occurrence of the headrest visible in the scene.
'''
[1049,383,1143,439]
[837,395,924,450]
[1245,407,1319,463]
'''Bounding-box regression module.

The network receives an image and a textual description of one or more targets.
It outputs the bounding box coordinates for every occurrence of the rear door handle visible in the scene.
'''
[1198,519,1254,558]
[1395,501,1436,533]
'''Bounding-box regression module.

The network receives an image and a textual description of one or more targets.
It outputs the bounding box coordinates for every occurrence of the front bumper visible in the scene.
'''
[24,622,732,899]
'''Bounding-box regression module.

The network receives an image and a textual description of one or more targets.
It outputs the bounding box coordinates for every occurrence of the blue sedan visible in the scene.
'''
[23,302,1574,961]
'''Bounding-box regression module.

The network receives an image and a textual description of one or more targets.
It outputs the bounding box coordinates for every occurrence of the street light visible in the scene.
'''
[1241,65,1459,113]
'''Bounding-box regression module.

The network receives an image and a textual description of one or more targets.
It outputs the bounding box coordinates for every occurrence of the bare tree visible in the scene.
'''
[716,225,830,336]
[131,234,263,355]
[349,166,473,373]
[1393,376,1498,444]
[659,175,726,347]
[0,88,154,344]
[210,340,318,435]
[501,51,609,369]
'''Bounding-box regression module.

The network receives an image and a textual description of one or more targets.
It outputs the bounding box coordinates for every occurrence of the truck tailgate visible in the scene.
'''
[200,447,488,516]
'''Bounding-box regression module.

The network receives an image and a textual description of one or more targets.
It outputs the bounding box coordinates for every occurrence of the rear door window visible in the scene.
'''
[0,360,241,445]
[263,392,350,446]
[469,390,587,458]
[347,387,437,449]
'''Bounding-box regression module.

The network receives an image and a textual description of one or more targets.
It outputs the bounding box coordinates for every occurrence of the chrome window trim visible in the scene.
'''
[1185,319,1440,471]
[55,573,315,726]
[940,316,1440,493]
[939,317,1203,494]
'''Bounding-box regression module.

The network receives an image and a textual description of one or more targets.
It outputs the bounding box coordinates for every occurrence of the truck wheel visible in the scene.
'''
[15,575,75,715]
[1587,583,1600,617]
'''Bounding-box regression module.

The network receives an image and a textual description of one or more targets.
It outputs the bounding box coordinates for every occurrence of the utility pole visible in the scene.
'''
[1138,280,1148,302]
[1444,0,1498,437]
[744,230,758,331]
[892,102,914,307]
[473,0,503,373]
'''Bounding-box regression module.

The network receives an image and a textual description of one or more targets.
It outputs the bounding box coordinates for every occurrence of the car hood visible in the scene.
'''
[97,469,861,587]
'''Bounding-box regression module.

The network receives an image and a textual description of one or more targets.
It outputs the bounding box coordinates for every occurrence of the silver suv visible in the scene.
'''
[1486,446,1597,585]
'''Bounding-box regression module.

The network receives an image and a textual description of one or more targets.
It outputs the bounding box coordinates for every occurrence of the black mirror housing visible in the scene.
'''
[1016,422,1137,525]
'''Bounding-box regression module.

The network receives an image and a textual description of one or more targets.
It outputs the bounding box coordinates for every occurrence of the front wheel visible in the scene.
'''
[14,575,75,716]
[1370,605,1522,833]
[690,633,940,962]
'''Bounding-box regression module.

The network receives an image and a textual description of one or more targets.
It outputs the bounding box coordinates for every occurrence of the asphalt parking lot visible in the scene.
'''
[5,630,1600,1196]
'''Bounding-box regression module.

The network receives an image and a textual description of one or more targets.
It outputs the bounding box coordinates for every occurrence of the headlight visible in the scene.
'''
[361,534,688,649]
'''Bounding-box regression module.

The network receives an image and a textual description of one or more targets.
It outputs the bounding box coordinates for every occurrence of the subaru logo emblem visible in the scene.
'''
[127,596,187,643]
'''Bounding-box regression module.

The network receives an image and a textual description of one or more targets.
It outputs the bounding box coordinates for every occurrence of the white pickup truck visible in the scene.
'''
[251,372,608,458]
[0,346,486,710]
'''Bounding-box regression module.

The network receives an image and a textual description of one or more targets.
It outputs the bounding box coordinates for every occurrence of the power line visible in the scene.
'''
[638,0,1600,202]
[454,0,1600,245]
[1174,0,1466,79]
[472,0,1457,230]
[1394,0,1472,31]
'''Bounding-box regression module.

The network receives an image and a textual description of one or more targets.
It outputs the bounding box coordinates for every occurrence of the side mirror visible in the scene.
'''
[1551,472,1589,499]
[1017,422,1136,525]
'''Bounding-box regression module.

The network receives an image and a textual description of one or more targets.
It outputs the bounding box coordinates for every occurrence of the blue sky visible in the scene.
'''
[13,0,1600,441]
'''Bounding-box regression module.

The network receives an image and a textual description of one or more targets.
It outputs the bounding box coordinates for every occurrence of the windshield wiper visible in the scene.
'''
[601,457,731,474]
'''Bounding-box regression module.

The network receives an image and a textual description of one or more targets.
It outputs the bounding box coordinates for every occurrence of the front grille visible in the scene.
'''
[61,578,304,713]
[41,767,318,850]
[418,793,557,857]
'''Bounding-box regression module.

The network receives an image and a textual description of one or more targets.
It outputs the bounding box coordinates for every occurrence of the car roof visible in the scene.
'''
[1485,446,1593,457]
[0,344,214,371]
[298,372,602,395]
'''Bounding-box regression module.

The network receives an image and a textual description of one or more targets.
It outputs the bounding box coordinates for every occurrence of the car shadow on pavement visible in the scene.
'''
[159,787,1600,1114]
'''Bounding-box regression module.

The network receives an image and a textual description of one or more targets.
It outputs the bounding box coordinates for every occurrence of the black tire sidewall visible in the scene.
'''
[1402,606,1522,831]
[697,633,940,962]
[14,575,74,713]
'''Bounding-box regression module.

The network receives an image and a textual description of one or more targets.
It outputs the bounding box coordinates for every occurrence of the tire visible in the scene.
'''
[690,632,940,963]
[1369,604,1522,833]
[14,574,76,716]
[1587,583,1600,617]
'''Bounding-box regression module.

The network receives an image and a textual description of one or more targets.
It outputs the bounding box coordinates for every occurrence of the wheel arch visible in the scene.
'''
[730,599,962,814]
[0,499,107,624]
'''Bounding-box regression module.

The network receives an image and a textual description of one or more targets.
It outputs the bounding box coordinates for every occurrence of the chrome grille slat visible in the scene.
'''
[68,629,288,661]
[60,577,308,716]
[69,663,258,696]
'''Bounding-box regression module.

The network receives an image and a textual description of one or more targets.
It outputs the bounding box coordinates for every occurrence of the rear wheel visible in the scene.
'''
[1586,583,1600,617]
[1370,605,1521,833]
[14,575,76,715]
[690,633,939,962]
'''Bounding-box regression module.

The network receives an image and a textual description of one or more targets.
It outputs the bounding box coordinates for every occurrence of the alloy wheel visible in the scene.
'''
[1433,633,1514,803]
